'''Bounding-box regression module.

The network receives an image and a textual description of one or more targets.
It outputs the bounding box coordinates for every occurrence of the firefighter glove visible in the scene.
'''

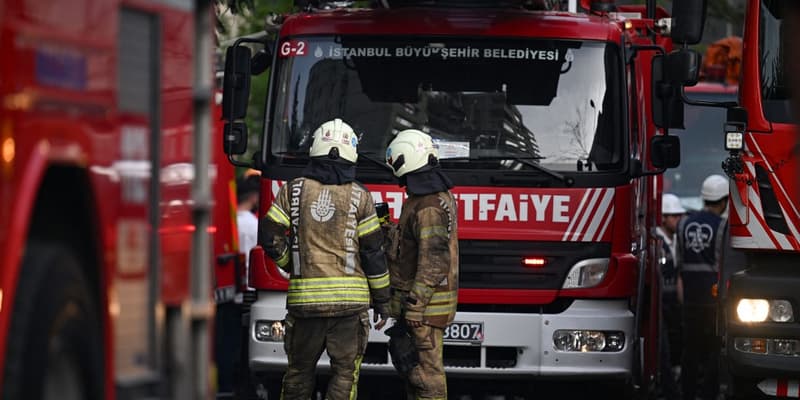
[385,321,419,375]
[373,302,390,330]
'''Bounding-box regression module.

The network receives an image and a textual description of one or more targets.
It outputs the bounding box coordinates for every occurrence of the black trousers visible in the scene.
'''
[681,304,720,400]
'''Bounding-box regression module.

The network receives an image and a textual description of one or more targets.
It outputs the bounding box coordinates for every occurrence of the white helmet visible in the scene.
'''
[385,129,439,177]
[701,174,729,201]
[309,119,358,163]
[662,193,687,215]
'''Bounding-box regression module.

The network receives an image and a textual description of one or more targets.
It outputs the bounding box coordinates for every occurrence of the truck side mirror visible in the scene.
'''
[222,45,253,156]
[222,45,252,121]
[651,135,681,169]
[671,0,707,45]
[666,49,700,87]
[224,122,248,155]
[651,54,685,129]
[651,49,700,129]
[251,46,273,76]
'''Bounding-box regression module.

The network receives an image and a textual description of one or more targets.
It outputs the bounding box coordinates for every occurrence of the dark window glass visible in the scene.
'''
[663,91,736,211]
[267,37,624,178]
[760,0,793,123]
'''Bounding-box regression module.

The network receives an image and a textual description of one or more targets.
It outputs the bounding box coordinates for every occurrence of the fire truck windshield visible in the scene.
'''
[268,36,624,181]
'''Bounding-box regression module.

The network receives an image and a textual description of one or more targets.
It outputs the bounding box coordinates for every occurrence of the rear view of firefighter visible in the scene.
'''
[676,174,729,400]
[260,118,391,400]
[385,129,459,400]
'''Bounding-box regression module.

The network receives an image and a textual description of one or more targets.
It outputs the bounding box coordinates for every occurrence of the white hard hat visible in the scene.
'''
[701,174,729,201]
[309,119,358,163]
[385,129,439,177]
[662,193,687,215]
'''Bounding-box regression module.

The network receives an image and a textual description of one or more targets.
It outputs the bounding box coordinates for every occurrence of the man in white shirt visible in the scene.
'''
[236,174,261,266]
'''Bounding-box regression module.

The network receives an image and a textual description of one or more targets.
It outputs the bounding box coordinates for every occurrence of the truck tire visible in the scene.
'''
[2,242,104,400]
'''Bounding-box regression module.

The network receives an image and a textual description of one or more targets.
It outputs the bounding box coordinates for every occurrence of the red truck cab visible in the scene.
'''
[221,1,693,397]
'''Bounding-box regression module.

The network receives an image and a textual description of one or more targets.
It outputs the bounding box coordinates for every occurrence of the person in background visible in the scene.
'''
[384,129,459,400]
[215,173,261,395]
[676,175,729,400]
[236,173,261,266]
[656,193,686,400]
[259,118,390,400]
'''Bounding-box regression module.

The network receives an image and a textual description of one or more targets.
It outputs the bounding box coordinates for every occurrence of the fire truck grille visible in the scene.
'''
[363,343,518,369]
[458,240,611,290]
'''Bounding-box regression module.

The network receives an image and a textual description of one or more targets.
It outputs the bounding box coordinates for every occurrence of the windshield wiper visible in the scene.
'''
[478,155,574,187]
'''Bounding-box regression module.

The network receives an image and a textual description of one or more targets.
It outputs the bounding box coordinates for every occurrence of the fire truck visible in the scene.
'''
[0,0,232,398]
[221,0,702,397]
[719,1,799,398]
[670,1,800,398]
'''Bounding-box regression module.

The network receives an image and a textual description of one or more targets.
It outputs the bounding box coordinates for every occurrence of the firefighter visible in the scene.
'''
[656,193,686,400]
[384,129,459,400]
[260,118,391,400]
[676,174,728,400]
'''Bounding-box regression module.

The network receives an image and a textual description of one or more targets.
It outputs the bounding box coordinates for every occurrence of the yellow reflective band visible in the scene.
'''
[429,290,458,303]
[423,303,457,316]
[419,225,449,239]
[349,354,363,400]
[367,273,390,289]
[412,282,434,297]
[357,215,380,237]
[289,277,368,290]
[286,292,371,304]
[275,249,290,267]
[267,205,290,227]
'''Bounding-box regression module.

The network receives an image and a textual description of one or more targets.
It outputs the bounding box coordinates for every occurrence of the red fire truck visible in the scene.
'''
[670,0,800,398]
[0,0,233,398]
[221,0,700,397]
[717,1,798,398]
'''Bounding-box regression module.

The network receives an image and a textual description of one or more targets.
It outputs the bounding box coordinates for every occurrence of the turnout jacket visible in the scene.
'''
[390,191,459,328]
[261,177,390,318]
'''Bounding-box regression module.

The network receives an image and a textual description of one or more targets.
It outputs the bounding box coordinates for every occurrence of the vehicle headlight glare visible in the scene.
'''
[769,300,794,323]
[737,299,769,322]
[562,258,609,289]
[254,320,285,342]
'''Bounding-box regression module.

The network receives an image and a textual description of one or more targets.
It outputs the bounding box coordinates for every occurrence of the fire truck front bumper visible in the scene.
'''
[249,293,633,379]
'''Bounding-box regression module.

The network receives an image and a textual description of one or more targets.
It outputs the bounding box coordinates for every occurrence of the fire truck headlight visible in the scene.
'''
[737,299,770,322]
[769,300,794,323]
[254,320,285,342]
[553,330,625,352]
[562,258,609,289]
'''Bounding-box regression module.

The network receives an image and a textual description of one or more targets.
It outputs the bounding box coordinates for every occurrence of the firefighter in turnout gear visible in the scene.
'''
[260,119,391,400]
[676,174,728,400]
[384,129,459,400]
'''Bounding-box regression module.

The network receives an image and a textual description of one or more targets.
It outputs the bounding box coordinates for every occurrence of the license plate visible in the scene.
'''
[443,322,484,343]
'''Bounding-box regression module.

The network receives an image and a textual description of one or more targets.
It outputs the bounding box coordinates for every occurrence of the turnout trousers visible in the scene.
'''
[281,312,370,400]
[405,324,446,400]
[681,304,719,400]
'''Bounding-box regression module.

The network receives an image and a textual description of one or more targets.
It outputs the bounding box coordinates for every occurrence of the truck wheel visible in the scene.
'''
[2,242,104,400]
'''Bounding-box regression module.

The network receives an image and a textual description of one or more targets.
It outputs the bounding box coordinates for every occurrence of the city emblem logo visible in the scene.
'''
[685,222,714,253]
[310,189,335,222]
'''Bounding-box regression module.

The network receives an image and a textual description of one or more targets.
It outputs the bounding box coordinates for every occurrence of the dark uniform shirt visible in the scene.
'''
[676,210,726,305]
